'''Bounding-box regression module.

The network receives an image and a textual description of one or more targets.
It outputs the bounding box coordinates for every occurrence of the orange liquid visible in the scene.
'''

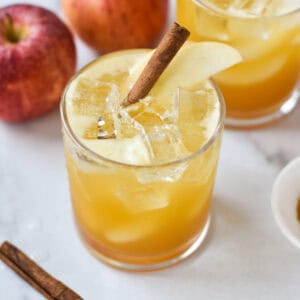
[177,0,300,121]
[64,135,221,266]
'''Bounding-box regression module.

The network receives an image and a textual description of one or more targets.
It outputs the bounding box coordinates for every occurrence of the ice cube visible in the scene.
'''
[69,77,116,116]
[146,124,189,162]
[124,96,189,181]
[127,95,179,126]
[123,95,188,163]
[230,27,288,61]
[115,109,148,139]
[104,219,158,243]
[176,87,219,152]
[95,71,129,100]
[225,0,299,46]
[126,98,165,130]
[227,0,282,17]
[262,0,284,16]
[66,77,121,139]
[195,6,229,41]
[136,162,188,184]
[133,102,189,182]
[114,183,169,213]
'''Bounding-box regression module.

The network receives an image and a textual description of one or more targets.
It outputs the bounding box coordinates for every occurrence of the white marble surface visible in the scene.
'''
[1,1,300,299]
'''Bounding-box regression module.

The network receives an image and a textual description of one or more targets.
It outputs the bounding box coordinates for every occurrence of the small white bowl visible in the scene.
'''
[271,157,300,249]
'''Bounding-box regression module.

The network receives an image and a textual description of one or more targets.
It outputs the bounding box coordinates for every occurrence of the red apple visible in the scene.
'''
[0,4,76,122]
[62,0,168,53]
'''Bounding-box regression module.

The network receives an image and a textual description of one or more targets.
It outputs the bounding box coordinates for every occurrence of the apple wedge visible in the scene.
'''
[130,41,242,100]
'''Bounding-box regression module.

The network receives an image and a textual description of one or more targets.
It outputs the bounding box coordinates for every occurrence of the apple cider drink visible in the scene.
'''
[177,0,300,127]
[61,39,240,270]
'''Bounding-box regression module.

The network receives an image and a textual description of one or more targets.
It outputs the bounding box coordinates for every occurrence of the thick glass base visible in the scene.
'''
[225,88,299,129]
[82,216,211,272]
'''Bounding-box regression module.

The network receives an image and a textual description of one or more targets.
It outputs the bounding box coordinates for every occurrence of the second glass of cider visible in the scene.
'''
[177,0,300,127]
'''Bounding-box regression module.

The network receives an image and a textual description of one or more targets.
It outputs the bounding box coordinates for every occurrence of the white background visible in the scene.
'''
[0,0,300,299]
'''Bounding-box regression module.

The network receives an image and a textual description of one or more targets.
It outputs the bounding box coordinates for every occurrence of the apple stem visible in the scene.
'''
[3,13,21,44]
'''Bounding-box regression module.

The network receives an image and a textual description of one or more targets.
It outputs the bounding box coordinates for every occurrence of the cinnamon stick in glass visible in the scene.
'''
[122,22,190,107]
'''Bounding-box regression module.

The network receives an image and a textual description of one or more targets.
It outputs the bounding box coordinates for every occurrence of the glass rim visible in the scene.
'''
[60,50,225,169]
[194,0,300,20]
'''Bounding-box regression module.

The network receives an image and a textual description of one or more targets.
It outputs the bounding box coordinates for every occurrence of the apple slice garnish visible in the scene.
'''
[130,41,242,101]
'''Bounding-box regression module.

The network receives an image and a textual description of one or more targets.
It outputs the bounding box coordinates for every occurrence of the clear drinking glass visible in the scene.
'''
[60,51,225,271]
[177,0,300,128]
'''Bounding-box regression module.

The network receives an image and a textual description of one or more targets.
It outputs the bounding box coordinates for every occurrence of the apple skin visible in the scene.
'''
[0,4,76,122]
[62,0,168,53]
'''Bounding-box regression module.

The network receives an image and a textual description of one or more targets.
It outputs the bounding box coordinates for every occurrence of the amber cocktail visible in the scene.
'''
[60,41,240,270]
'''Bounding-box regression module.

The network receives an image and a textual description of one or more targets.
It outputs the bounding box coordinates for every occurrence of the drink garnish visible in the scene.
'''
[97,22,190,139]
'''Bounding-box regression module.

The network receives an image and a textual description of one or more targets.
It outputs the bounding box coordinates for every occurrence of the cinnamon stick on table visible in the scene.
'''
[122,22,190,107]
[0,241,82,300]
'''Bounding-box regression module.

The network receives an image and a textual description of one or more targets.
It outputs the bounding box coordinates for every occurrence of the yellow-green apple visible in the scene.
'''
[0,4,76,122]
[62,0,168,53]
